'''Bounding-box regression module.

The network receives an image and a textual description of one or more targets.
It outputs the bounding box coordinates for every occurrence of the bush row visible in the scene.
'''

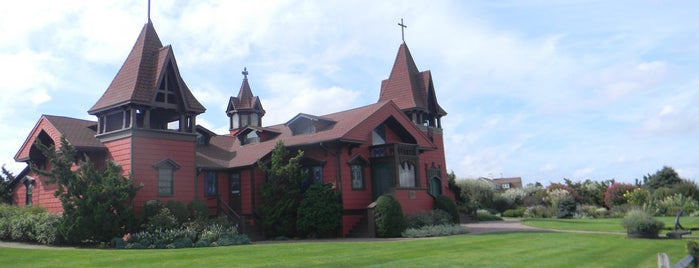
[402,224,468,238]
[115,224,250,249]
[0,204,60,245]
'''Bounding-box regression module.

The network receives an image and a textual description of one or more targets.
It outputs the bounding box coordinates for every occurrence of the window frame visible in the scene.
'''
[204,171,218,196]
[153,159,180,197]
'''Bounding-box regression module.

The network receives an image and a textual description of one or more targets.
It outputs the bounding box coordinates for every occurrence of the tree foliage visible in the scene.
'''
[258,140,305,238]
[456,179,495,212]
[603,183,636,209]
[0,166,15,204]
[297,183,342,237]
[374,194,405,238]
[33,136,141,244]
[643,166,682,190]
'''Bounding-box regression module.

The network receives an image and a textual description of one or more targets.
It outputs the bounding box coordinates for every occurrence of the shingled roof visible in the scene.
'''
[227,71,265,114]
[196,100,435,169]
[88,21,205,114]
[379,42,446,116]
[15,115,104,162]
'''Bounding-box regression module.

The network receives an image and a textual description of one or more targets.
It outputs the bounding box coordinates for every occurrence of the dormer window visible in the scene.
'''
[287,114,335,136]
[244,131,260,145]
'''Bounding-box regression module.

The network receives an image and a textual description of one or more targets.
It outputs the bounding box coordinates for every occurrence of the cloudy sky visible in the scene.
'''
[1,0,697,185]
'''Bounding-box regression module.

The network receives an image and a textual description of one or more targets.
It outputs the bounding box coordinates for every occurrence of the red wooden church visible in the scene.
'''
[11,19,451,237]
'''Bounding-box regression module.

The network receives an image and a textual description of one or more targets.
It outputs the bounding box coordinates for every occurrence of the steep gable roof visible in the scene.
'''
[88,22,205,114]
[15,115,104,162]
[379,43,446,116]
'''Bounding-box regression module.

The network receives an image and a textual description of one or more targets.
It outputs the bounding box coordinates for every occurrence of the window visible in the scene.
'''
[351,164,364,190]
[244,131,260,145]
[205,171,217,196]
[372,126,386,145]
[240,114,249,127]
[398,162,416,187]
[301,166,323,191]
[153,159,180,196]
[501,183,511,189]
[24,179,34,206]
[251,113,259,126]
[429,177,442,198]
[231,113,239,129]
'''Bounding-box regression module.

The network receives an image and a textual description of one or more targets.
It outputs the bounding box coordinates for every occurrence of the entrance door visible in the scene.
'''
[372,161,394,200]
[229,173,242,214]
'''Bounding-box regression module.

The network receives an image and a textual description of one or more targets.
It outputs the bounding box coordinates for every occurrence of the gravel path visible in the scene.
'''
[463,219,548,235]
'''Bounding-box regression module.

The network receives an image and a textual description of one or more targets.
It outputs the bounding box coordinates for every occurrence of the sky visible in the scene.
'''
[1,0,698,186]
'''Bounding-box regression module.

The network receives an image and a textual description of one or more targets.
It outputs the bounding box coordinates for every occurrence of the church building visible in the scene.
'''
[11,18,451,237]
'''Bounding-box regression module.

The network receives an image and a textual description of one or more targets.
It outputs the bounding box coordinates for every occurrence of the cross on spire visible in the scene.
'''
[398,18,407,42]
[147,0,151,23]
[242,67,249,80]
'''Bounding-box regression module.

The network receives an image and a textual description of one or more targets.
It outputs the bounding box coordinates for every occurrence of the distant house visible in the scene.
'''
[479,177,523,191]
[11,19,453,237]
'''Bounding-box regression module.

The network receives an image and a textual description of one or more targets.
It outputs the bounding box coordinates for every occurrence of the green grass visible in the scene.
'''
[522,216,699,233]
[0,232,690,267]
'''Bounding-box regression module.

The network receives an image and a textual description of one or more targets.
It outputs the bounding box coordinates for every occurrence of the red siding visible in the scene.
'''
[130,135,197,210]
[104,138,132,177]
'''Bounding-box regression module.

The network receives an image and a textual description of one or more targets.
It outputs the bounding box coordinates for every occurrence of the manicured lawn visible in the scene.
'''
[0,232,690,267]
[521,216,699,233]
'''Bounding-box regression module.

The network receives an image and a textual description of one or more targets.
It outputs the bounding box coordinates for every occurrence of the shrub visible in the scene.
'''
[297,183,342,237]
[656,193,699,216]
[187,200,210,221]
[143,200,165,221]
[604,183,636,208]
[554,194,576,219]
[503,207,526,217]
[434,195,459,223]
[456,179,495,211]
[686,240,699,262]
[621,209,664,238]
[477,210,503,221]
[492,195,514,213]
[624,188,651,207]
[373,194,405,238]
[404,209,453,229]
[546,183,581,203]
[166,200,189,224]
[524,205,553,218]
[0,204,60,245]
[33,213,60,245]
[401,224,468,238]
[147,208,178,231]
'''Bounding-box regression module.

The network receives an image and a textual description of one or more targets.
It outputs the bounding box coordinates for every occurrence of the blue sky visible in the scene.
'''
[1,0,697,186]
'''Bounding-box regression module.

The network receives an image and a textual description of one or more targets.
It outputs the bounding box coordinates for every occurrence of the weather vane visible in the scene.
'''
[398,18,407,42]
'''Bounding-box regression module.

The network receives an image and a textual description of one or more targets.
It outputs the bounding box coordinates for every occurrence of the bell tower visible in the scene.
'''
[227,68,265,135]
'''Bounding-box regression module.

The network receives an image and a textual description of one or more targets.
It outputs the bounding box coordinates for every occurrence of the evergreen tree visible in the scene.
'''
[33,136,141,244]
[258,141,305,238]
[643,166,682,190]
[0,165,15,204]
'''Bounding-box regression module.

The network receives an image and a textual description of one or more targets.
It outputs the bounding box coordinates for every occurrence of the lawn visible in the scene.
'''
[0,232,690,267]
[522,216,699,233]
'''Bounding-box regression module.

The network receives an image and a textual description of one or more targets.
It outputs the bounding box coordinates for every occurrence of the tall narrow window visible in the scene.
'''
[205,171,218,196]
[24,180,33,206]
[153,159,180,196]
[351,164,364,190]
[231,113,239,129]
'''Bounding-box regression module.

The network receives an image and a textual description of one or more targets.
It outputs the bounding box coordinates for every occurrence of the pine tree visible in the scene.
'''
[33,136,141,244]
[258,141,305,238]
[0,165,14,204]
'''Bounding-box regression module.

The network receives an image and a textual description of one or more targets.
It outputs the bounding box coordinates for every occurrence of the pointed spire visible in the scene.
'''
[237,67,253,101]
[378,42,424,110]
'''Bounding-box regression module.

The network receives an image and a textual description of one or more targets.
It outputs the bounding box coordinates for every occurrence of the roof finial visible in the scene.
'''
[242,67,249,80]
[398,18,407,42]
[147,0,151,23]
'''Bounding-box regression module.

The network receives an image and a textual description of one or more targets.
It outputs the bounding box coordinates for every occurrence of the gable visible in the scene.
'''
[286,114,336,136]
[343,101,434,149]
[15,115,104,162]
